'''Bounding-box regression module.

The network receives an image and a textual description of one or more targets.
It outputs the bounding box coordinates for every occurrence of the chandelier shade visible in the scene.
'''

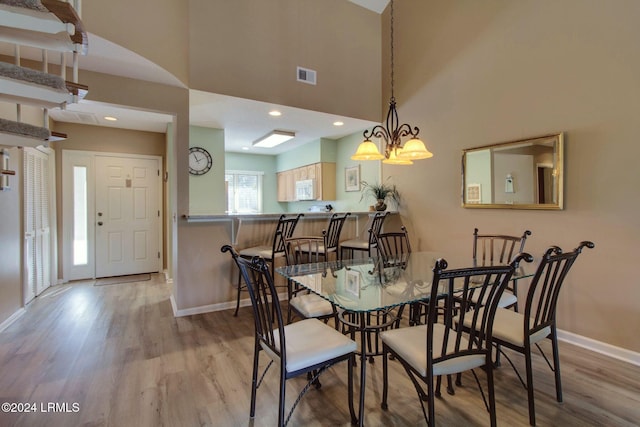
[351,0,433,165]
[398,138,433,160]
[351,139,384,160]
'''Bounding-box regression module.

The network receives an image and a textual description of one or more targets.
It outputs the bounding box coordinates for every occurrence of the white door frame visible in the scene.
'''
[62,150,163,281]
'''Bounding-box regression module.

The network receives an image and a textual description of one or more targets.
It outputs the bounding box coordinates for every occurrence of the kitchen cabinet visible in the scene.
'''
[277,170,295,202]
[277,162,335,202]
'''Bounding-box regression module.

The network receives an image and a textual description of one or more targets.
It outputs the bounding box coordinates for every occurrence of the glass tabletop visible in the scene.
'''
[276,251,535,313]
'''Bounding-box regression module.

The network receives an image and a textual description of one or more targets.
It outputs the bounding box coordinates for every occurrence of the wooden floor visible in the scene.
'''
[0,275,638,427]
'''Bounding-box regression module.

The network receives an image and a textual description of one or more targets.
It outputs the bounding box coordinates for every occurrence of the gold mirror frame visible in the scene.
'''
[462,133,564,210]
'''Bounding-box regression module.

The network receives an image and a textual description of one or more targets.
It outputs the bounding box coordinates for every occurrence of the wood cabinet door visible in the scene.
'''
[277,172,287,202]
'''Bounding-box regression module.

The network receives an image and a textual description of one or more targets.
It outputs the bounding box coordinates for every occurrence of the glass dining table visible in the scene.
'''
[276,251,535,426]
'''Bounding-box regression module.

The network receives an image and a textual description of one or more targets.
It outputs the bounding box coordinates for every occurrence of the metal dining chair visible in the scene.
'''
[221,245,357,427]
[234,214,303,316]
[339,211,389,260]
[341,226,412,362]
[381,253,534,427]
[300,212,351,262]
[473,227,532,311]
[283,235,339,327]
[469,241,594,426]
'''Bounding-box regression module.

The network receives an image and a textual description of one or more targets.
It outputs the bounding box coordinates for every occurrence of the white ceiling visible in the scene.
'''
[349,0,390,14]
[7,1,388,154]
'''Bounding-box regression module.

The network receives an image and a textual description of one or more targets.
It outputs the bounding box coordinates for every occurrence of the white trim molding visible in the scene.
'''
[0,308,25,333]
[558,329,639,367]
[170,292,288,318]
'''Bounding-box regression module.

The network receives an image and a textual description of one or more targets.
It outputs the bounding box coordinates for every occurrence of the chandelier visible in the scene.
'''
[351,0,433,165]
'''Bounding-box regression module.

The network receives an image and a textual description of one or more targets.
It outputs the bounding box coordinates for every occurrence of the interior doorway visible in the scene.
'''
[62,150,163,281]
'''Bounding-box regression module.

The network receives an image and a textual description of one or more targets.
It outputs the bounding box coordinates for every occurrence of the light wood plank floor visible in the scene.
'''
[0,275,638,426]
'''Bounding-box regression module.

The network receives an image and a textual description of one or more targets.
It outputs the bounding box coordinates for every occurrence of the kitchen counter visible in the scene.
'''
[174,210,402,317]
[183,211,399,244]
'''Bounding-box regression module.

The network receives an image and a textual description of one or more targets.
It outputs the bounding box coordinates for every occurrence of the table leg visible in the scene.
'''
[358,312,367,426]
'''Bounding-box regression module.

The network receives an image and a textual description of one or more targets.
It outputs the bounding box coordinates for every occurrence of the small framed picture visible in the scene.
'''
[345,165,360,192]
[346,270,360,297]
[466,183,481,204]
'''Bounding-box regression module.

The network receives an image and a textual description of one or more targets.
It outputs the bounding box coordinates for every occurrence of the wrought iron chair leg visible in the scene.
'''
[550,327,563,403]
[250,342,260,417]
[234,268,242,316]
[348,354,357,424]
[381,346,389,410]
[525,344,536,426]
[278,367,286,427]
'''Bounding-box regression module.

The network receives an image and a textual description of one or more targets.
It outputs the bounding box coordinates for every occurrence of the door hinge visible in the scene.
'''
[158,251,161,259]
[158,210,160,217]
[157,169,160,176]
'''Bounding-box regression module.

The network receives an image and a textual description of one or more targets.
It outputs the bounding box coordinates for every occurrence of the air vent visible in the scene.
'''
[297,66,317,85]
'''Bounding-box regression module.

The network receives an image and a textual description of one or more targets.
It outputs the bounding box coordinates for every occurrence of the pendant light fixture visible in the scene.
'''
[351,0,433,164]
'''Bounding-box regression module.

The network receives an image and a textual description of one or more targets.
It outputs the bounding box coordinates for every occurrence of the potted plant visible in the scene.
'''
[360,179,400,211]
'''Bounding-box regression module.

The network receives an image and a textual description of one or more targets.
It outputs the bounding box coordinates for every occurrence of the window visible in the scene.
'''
[73,166,88,265]
[225,170,263,213]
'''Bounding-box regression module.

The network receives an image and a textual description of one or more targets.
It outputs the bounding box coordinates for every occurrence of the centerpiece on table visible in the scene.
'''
[360,179,400,211]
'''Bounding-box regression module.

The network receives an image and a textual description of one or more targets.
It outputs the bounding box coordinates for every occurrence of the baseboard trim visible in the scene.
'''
[0,308,26,333]
[557,329,639,367]
[163,270,173,284]
[170,293,287,318]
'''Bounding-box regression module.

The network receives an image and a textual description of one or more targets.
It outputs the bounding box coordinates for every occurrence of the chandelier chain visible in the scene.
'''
[390,0,395,102]
[352,0,433,162]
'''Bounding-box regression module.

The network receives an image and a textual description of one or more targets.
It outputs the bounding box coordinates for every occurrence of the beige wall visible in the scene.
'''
[4,0,635,357]
[188,0,382,121]
[83,0,189,85]
[385,0,639,352]
[0,148,22,326]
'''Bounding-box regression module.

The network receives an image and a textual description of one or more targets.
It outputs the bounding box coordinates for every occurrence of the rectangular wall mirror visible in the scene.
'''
[462,133,564,210]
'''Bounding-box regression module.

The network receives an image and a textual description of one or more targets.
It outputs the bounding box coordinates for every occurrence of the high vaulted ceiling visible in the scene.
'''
[3,0,389,154]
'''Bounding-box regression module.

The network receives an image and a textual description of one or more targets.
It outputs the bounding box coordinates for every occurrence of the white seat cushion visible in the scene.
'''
[239,245,284,260]
[290,293,335,318]
[458,307,551,347]
[469,290,517,308]
[340,239,368,250]
[262,319,357,372]
[380,324,486,377]
[490,308,551,346]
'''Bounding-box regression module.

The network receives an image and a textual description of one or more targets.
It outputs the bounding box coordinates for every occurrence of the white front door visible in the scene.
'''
[95,155,161,278]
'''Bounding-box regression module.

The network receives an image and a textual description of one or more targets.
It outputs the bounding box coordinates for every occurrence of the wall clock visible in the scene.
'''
[189,146,213,175]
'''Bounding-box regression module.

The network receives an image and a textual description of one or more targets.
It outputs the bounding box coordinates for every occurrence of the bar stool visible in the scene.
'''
[339,211,388,260]
[300,212,351,262]
[234,213,303,316]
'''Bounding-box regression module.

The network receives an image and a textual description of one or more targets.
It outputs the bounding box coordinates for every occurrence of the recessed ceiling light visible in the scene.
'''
[269,110,282,117]
[241,147,250,151]
[333,121,344,126]
[253,130,295,148]
[104,116,118,121]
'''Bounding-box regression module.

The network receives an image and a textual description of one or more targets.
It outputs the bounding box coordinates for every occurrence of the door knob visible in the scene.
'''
[97,221,103,226]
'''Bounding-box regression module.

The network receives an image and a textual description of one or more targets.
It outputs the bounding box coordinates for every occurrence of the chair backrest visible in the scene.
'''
[322,212,351,251]
[524,241,594,334]
[367,211,389,251]
[283,236,325,266]
[375,226,412,267]
[473,227,532,265]
[221,245,286,360]
[272,213,304,257]
[430,253,533,364]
